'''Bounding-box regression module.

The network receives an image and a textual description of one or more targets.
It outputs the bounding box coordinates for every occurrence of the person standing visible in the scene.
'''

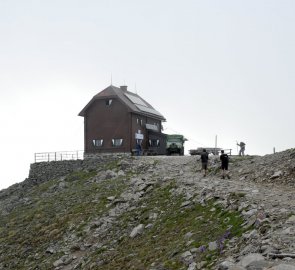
[200,149,209,177]
[237,141,246,156]
[220,150,230,179]
[136,141,142,156]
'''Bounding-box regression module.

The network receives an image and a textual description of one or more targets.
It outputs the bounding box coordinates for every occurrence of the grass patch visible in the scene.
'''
[88,183,246,270]
[103,160,121,171]
[0,160,248,270]
[0,166,128,269]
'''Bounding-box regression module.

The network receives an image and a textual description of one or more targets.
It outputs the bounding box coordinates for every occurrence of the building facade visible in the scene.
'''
[78,85,166,154]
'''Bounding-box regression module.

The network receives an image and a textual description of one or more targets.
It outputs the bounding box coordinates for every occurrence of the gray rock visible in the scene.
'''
[238,253,265,267]
[130,224,144,238]
[287,215,295,224]
[270,171,283,179]
[181,201,191,208]
[181,251,194,265]
[228,266,246,270]
[149,213,158,220]
[240,244,260,255]
[269,265,295,270]
[53,258,64,267]
[218,260,235,270]
[181,251,192,258]
[104,170,117,179]
[117,170,125,176]
[208,241,218,251]
[187,262,197,270]
[184,232,194,239]
[246,260,273,270]
[242,209,258,218]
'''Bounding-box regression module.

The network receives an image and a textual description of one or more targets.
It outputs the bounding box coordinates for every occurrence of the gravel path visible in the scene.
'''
[138,155,295,268]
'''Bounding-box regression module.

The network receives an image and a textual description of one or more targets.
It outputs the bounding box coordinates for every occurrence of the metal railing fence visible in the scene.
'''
[34,150,84,163]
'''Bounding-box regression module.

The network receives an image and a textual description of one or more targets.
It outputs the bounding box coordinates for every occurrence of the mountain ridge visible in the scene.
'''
[1,150,295,270]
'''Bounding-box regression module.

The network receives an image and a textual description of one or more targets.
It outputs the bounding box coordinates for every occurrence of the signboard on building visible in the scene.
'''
[146,123,159,131]
[135,133,144,139]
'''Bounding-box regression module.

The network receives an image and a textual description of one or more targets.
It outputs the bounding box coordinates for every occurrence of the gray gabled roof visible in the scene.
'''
[78,85,166,121]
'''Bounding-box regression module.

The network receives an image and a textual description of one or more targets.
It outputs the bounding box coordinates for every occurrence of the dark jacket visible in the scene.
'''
[220,153,229,165]
[200,152,209,163]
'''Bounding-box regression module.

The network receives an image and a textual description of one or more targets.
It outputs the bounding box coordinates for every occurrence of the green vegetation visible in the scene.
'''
[0,167,127,269]
[86,183,246,270]
[0,160,248,270]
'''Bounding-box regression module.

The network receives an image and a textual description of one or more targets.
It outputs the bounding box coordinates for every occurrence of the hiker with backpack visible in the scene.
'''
[220,150,230,179]
[200,149,209,177]
[237,141,246,156]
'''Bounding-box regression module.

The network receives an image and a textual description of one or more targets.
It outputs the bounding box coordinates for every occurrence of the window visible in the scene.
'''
[149,139,160,147]
[106,99,112,106]
[112,139,123,147]
[93,139,103,147]
[137,118,144,126]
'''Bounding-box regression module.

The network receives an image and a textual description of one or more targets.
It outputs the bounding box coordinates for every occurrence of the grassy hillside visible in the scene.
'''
[0,158,248,270]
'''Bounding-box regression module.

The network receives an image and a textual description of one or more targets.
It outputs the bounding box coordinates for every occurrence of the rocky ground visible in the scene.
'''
[0,149,295,270]
[152,151,295,269]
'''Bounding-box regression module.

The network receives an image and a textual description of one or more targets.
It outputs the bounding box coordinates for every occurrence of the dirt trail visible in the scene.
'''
[144,155,295,212]
[137,155,295,263]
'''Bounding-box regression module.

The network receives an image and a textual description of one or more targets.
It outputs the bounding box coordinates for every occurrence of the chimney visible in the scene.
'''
[120,85,128,92]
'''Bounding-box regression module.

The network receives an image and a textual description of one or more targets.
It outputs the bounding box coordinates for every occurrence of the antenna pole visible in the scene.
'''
[215,135,217,155]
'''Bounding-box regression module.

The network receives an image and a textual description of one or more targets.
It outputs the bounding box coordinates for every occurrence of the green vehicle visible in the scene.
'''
[166,134,187,155]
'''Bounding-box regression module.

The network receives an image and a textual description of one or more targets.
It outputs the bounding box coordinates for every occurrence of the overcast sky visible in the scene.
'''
[1,0,294,190]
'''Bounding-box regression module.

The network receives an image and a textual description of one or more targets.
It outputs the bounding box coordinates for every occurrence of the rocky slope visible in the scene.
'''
[0,149,295,270]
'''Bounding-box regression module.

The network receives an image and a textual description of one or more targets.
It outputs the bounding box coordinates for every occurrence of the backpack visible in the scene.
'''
[221,154,229,163]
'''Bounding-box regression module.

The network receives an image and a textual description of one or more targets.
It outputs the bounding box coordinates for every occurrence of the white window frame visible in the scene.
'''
[149,139,160,147]
[106,99,112,106]
[93,139,103,147]
[112,139,123,147]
